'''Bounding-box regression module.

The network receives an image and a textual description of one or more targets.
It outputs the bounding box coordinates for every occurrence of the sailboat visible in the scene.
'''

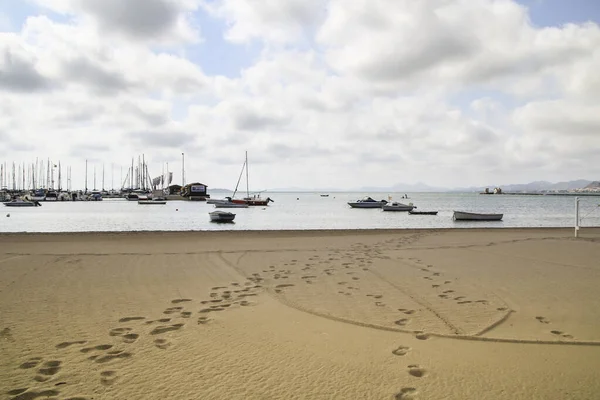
[230,151,273,206]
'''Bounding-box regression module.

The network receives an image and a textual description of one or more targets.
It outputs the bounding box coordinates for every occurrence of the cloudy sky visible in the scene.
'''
[1,0,599,191]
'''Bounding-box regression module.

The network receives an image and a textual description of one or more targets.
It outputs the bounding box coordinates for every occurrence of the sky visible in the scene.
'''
[1,0,599,191]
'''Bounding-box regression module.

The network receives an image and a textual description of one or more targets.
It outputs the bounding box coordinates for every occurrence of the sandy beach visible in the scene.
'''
[1,228,600,400]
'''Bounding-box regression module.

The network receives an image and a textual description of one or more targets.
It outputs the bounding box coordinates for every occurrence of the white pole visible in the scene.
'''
[575,197,580,238]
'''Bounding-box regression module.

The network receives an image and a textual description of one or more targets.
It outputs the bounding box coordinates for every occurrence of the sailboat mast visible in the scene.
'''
[85,159,88,193]
[245,151,249,198]
[94,165,96,191]
[102,164,105,191]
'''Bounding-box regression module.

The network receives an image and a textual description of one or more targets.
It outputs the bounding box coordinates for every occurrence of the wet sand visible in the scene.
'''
[1,228,600,399]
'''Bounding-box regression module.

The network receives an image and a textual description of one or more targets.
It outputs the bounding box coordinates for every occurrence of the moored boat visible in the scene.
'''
[453,211,503,221]
[382,202,415,212]
[214,202,248,208]
[209,210,236,222]
[348,197,388,208]
[409,210,438,215]
[230,151,274,206]
[138,199,167,205]
[4,198,42,207]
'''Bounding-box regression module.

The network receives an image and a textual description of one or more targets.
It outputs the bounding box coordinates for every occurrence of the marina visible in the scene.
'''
[2,192,599,233]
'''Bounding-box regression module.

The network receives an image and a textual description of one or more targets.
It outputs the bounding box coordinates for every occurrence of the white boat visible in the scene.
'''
[214,202,248,209]
[348,197,388,208]
[138,199,167,205]
[207,197,232,205]
[4,198,42,207]
[382,202,415,212]
[209,210,236,222]
[45,191,58,201]
[453,211,503,221]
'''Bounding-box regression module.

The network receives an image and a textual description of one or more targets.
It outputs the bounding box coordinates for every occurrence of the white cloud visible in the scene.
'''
[202,0,324,44]
[1,0,600,191]
[30,0,201,44]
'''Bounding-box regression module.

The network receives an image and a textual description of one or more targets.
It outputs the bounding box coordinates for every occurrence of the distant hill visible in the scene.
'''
[453,180,593,192]
[584,181,600,189]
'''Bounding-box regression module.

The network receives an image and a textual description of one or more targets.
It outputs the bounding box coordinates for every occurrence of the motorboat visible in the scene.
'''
[409,210,438,215]
[453,211,503,221]
[320,194,329,197]
[382,202,415,212]
[4,198,42,207]
[348,197,388,208]
[214,202,248,209]
[138,198,167,205]
[209,210,236,222]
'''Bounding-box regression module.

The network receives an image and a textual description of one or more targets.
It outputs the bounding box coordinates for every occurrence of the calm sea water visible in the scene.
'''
[2,192,599,233]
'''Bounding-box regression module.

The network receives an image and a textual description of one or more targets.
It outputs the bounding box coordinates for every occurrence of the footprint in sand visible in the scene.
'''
[163,307,184,315]
[154,338,171,350]
[171,299,192,304]
[109,328,132,337]
[55,340,87,349]
[392,346,411,356]
[432,284,440,288]
[414,332,430,340]
[34,360,62,381]
[8,389,60,400]
[408,364,427,378]
[81,344,113,353]
[197,316,211,325]
[118,316,145,323]
[200,307,225,313]
[19,357,42,369]
[100,370,117,386]
[550,330,574,339]
[395,387,418,399]
[536,316,550,324]
[150,324,184,335]
[394,319,410,326]
[145,318,171,324]
[375,302,385,307]
[122,333,139,344]
[95,350,132,364]
[180,311,192,319]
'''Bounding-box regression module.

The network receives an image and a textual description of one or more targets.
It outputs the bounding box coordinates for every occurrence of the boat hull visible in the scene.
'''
[4,203,37,207]
[4,201,41,207]
[138,200,167,205]
[409,211,438,215]
[348,202,386,208]
[382,204,414,211]
[209,211,236,222]
[231,198,271,206]
[214,203,248,208]
[453,211,503,221]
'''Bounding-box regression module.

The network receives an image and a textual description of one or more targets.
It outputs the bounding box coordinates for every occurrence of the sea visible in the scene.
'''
[2,192,599,233]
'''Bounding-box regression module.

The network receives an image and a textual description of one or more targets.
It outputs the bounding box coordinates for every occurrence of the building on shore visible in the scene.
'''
[181,182,210,201]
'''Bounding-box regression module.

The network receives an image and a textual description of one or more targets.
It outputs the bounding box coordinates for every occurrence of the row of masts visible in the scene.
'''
[1,156,176,193]
[0,159,73,192]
